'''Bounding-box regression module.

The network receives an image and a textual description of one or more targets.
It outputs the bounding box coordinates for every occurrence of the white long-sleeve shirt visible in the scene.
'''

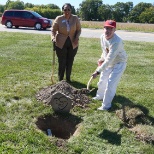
[96,33,127,72]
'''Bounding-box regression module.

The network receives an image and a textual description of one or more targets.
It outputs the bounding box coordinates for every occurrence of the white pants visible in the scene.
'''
[96,62,127,109]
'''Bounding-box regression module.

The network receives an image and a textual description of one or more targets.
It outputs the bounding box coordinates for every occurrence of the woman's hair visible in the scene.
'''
[62,3,72,10]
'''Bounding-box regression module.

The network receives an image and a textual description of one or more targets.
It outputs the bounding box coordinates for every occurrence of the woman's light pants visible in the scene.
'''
[96,62,127,109]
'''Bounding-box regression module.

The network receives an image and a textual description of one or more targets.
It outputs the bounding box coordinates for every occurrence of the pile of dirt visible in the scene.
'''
[129,125,154,144]
[36,80,91,108]
[116,107,145,127]
[116,106,154,144]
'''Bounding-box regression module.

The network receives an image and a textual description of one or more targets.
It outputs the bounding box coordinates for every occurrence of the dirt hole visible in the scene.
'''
[36,113,82,140]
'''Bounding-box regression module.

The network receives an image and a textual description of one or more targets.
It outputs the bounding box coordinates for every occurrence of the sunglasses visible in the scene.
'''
[63,9,71,12]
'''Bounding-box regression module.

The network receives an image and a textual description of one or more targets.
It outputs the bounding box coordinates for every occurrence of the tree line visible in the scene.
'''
[0,0,154,23]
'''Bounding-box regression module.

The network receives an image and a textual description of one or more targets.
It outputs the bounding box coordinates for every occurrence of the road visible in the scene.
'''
[0,24,154,42]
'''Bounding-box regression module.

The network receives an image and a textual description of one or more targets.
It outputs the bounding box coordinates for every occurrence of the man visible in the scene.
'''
[92,20,127,111]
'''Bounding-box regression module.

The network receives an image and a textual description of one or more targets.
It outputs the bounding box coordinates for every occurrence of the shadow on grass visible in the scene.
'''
[71,80,88,89]
[112,95,154,126]
[71,81,154,126]
[97,95,154,145]
[98,129,122,145]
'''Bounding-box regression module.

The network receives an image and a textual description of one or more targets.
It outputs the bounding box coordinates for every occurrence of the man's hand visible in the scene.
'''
[92,71,100,79]
[97,59,104,66]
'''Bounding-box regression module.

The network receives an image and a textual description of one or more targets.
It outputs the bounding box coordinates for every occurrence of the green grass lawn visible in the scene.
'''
[0,32,154,154]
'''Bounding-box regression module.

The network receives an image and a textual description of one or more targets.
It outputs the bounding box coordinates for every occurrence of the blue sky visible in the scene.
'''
[0,0,154,9]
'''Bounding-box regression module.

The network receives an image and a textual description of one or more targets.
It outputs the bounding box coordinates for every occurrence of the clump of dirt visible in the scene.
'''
[36,80,91,108]
[129,125,154,144]
[116,106,145,127]
[116,106,154,144]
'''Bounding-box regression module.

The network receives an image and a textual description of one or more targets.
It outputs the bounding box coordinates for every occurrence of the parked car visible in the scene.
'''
[1,10,52,30]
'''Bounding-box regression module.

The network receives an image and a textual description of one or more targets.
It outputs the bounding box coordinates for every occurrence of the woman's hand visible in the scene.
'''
[52,38,56,43]
[73,38,79,45]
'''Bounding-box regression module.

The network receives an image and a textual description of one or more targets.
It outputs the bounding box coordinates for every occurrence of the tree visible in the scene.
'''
[79,0,103,20]
[112,2,133,22]
[139,6,154,23]
[128,2,152,23]
[24,3,61,18]
[24,3,34,8]
[5,0,11,9]
[0,5,5,13]
[98,4,113,21]
[6,0,24,10]
[46,4,60,9]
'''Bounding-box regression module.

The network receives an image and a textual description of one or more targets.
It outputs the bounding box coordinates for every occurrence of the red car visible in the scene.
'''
[1,10,52,30]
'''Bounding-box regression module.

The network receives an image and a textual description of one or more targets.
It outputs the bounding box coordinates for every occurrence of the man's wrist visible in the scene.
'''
[96,71,100,75]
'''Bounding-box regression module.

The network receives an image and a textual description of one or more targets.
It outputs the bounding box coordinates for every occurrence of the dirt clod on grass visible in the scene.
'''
[129,125,154,144]
[36,80,91,108]
[116,106,145,127]
[116,106,154,144]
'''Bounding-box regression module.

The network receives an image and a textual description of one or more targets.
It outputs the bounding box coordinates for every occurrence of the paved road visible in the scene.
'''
[81,28,154,42]
[0,24,154,42]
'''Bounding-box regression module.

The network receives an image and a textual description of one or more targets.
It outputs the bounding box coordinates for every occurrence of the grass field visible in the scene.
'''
[80,21,154,33]
[0,31,154,153]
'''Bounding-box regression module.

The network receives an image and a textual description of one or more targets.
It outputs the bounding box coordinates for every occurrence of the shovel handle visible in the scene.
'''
[51,44,56,84]
[87,76,93,90]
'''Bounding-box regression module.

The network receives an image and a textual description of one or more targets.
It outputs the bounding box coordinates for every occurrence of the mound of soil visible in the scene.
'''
[116,106,145,127]
[36,80,91,108]
[130,125,154,144]
[116,106,154,144]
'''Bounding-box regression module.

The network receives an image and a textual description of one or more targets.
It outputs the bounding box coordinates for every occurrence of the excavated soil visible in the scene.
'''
[36,80,91,108]
[35,80,90,143]
[116,106,154,144]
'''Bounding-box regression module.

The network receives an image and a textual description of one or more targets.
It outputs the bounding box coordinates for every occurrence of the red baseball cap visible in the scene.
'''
[104,20,116,28]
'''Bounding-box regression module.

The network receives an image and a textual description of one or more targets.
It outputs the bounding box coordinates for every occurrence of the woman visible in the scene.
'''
[51,3,81,82]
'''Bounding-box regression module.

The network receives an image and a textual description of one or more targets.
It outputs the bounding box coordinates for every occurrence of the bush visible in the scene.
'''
[25,7,61,19]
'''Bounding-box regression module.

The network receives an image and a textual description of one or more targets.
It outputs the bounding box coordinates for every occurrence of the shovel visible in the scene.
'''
[87,76,93,90]
[51,41,56,84]
[87,76,95,93]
